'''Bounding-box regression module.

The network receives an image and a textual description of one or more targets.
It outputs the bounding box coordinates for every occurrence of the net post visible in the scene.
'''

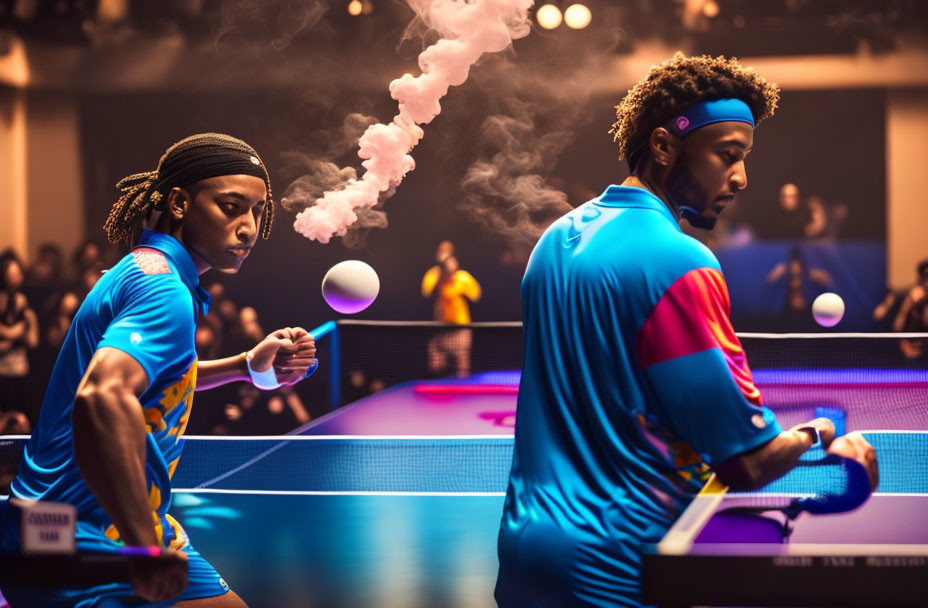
[329,322,341,410]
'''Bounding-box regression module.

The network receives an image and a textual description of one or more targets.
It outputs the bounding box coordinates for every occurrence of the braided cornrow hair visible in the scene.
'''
[103,171,161,247]
[103,133,275,247]
[261,171,274,241]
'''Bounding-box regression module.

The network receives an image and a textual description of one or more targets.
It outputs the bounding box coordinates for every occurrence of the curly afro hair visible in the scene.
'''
[610,53,779,166]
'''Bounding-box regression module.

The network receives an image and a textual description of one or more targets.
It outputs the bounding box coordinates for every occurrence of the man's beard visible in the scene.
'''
[678,205,717,230]
[666,155,717,230]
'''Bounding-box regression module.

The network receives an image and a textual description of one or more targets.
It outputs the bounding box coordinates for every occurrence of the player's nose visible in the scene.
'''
[731,160,748,191]
[237,213,257,243]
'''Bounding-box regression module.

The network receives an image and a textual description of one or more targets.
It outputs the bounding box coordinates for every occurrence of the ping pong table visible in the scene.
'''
[162,366,927,607]
[643,473,928,607]
[3,328,927,607]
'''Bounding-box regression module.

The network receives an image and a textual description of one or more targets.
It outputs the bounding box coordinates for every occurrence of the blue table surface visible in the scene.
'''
[167,431,926,607]
[171,493,504,608]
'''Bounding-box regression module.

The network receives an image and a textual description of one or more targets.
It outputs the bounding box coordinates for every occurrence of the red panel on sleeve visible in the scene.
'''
[132,248,171,275]
[635,267,762,406]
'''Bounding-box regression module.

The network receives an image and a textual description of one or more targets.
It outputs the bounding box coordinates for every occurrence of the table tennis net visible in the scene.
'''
[1,431,924,495]
[175,431,928,494]
[172,436,515,493]
[324,325,928,426]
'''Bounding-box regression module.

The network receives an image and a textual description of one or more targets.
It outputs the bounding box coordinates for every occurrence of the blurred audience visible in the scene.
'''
[0,239,201,435]
[771,182,809,239]
[0,411,30,436]
[344,369,388,405]
[0,411,31,493]
[45,292,81,349]
[766,246,833,331]
[803,195,847,241]
[0,252,40,423]
[238,306,265,344]
[803,195,829,239]
[874,259,928,358]
[24,242,64,314]
[71,239,103,279]
[752,183,847,242]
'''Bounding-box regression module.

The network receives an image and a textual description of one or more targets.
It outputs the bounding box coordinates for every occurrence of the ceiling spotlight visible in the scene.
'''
[564,4,592,30]
[348,0,362,16]
[536,4,563,30]
[702,0,720,18]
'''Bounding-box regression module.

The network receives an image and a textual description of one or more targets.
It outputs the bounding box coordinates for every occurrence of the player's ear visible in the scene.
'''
[648,127,680,167]
[165,187,190,220]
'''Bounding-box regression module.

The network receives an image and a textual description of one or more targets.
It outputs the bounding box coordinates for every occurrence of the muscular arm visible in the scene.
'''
[714,422,824,491]
[716,420,879,493]
[196,327,317,391]
[72,347,157,546]
[195,353,248,391]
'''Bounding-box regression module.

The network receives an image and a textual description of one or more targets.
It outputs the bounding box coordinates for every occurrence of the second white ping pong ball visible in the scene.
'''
[812,292,845,328]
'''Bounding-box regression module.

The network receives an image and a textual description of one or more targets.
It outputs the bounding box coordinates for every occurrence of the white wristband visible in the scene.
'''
[246,351,281,390]
[798,426,822,448]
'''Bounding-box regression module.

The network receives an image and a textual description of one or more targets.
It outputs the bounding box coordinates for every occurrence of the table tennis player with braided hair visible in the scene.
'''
[2,133,318,607]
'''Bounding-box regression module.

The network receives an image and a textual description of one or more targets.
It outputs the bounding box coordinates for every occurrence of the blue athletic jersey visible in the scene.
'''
[11,230,209,549]
[496,186,782,607]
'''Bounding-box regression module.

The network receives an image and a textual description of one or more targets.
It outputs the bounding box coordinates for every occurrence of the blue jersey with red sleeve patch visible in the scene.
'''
[496,185,781,607]
[11,230,210,551]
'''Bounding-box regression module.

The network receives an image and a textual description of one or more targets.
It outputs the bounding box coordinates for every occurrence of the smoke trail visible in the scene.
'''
[451,22,622,258]
[292,0,535,244]
[280,113,385,247]
[280,112,379,207]
[217,0,330,50]
[456,64,599,255]
[460,114,573,253]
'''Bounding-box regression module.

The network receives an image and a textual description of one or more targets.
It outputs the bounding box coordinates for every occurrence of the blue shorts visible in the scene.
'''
[0,509,230,607]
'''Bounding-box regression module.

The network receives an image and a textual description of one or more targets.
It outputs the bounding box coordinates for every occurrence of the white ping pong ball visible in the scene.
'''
[812,292,845,328]
[321,260,380,314]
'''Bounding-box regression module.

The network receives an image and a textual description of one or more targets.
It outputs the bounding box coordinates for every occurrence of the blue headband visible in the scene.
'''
[668,98,755,137]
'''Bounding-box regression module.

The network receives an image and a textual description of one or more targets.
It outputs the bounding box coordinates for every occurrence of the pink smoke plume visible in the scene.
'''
[292,0,535,243]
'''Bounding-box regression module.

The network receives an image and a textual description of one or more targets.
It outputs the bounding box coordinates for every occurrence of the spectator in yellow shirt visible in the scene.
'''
[421,242,481,376]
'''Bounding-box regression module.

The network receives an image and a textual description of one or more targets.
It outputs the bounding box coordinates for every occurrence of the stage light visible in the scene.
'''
[97,0,128,23]
[703,0,720,18]
[564,4,592,30]
[536,4,562,30]
[348,0,362,16]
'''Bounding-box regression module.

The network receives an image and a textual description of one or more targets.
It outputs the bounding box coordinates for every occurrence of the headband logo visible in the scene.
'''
[675,116,690,131]
[250,156,261,166]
